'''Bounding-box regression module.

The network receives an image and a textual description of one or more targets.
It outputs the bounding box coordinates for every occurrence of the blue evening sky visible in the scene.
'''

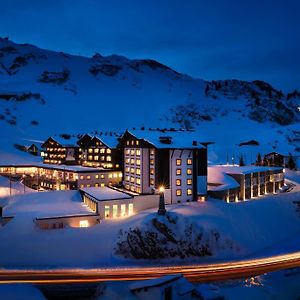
[0,0,299,91]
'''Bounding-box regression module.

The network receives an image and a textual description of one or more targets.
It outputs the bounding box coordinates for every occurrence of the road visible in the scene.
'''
[1,251,300,284]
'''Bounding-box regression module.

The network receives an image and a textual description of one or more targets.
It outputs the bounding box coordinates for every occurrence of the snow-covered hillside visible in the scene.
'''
[0,38,299,164]
[1,185,300,268]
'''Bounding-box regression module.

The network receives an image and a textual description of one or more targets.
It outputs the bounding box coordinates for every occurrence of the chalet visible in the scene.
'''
[41,136,80,165]
[208,165,284,202]
[26,143,41,156]
[77,133,122,169]
[119,130,209,203]
[264,151,299,169]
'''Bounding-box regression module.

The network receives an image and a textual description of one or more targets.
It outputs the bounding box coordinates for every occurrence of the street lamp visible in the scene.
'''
[158,186,166,216]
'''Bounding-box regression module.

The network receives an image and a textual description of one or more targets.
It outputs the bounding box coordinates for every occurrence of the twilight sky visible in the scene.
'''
[0,0,299,91]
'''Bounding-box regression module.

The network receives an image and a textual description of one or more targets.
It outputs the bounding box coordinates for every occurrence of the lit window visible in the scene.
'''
[128,203,134,215]
[150,159,154,165]
[113,173,118,178]
[150,178,154,185]
[100,183,105,187]
[95,183,99,187]
[105,206,110,218]
[88,149,93,153]
[87,175,91,180]
[187,158,192,165]
[176,168,181,175]
[136,178,141,185]
[107,156,111,162]
[126,141,129,145]
[176,159,181,166]
[118,172,123,178]
[187,179,192,185]
[131,168,135,174]
[150,168,154,175]
[136,159,141,166]
[187,168,192,175]
[101,156,105,161]
[100,148,105,153]
[94,148,99,153]
[121,204,126,217]
[108,173,113,179]
[176,179,181,186]
[150,149,155,155]
[107,149,111,154]
[79,220,89,227]
[136,168,141,175]
[88,155,93,160]
[131,140,134,145]
[136,149,141,156]
[80,175,84,180]
[130,149,135,155]
[130,158,135,164]
[176,189,182,196]
[125,149,130,155]
[86,184,91,187]
[95,174,99,179]
[94,156,99,161]
[136,140,139,146]
[187,189,192,195]
[101,174,105,179]
[113,205,118,218]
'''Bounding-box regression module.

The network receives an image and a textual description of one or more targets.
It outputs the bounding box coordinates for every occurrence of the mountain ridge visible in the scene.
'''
[0,37,299,164]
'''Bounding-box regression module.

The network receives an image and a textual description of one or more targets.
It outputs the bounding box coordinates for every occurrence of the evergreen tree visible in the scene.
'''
[239,154,245,166]
[256,153,262,166]
[288,154,296,170]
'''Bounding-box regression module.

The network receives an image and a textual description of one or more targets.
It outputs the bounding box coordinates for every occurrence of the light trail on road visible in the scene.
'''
[1,250,300,284]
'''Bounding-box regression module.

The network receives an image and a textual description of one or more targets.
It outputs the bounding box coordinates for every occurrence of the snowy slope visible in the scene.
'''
[0,38,299,164]
[0,186,300,268]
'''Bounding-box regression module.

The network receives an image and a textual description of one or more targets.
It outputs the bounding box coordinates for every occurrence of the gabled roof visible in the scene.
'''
[78,133,121,149]
[121,129,210,149]
[42,136,79,148]
[93,133,121,148]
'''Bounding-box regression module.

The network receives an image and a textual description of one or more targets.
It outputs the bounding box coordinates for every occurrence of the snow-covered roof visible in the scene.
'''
[81,186,133,201]
[93,133,121,148]
[208,165,283,192]
[209,165,283,175]
[51,136,79,147]
[130,274,182,291]
[126,130,209,149]
[37,163,105,173]
[208,167,240,192]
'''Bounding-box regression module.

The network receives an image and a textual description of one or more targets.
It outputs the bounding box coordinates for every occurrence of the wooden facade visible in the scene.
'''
[41,137,81,165]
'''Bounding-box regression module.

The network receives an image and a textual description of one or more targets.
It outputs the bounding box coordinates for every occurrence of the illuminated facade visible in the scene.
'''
[41,136,81,165]
[77,134,122,169]
[207,166,285,202]
[120,130,208,203]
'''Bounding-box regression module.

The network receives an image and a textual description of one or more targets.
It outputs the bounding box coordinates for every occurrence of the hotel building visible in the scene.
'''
[120,130,208,203]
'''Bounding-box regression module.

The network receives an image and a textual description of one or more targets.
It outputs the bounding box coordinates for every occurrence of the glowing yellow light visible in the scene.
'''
[79,220,89,227]
[159,186,165,193]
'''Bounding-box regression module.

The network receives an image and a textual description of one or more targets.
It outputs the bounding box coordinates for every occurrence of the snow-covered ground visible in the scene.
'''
[0,175,300,268]
[0,175,36,198]
[0,284,45,300]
